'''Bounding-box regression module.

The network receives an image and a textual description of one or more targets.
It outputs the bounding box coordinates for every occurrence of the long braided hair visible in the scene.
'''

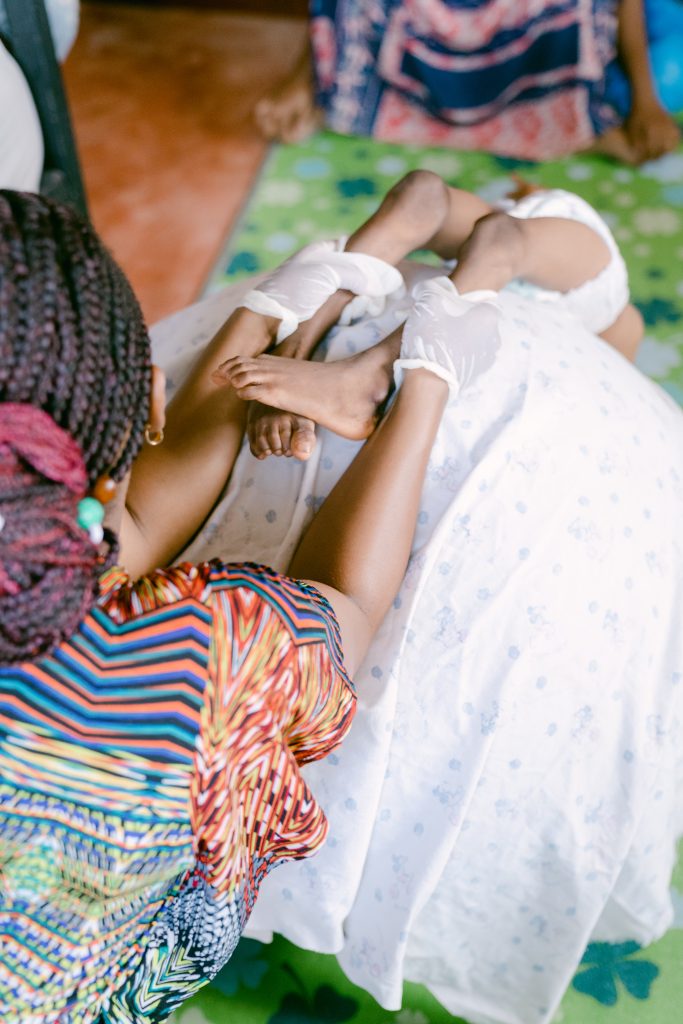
[0,191,152,663]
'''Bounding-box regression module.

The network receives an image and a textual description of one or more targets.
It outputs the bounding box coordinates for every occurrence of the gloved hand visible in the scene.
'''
[240,239,404,342]
[394,277,501,395]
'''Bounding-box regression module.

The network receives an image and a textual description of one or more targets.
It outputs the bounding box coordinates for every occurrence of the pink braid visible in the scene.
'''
[0,403,101,663]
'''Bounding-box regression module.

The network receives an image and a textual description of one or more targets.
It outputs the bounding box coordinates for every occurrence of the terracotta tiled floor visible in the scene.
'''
[63,3,307,324]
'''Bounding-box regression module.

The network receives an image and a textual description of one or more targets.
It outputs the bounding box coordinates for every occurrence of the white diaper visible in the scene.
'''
[496,188,630,334]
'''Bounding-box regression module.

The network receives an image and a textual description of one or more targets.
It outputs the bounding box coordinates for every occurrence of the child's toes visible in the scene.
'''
[290,422,316,461]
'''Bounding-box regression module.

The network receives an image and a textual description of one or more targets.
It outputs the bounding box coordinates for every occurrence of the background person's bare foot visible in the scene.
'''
[589,115,680,165]
[247,401,317,461]
[254,48,324,144]
[591,125,643,165]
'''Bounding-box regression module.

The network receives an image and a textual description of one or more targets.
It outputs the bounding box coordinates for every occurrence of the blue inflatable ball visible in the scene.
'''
[650,36,683,114]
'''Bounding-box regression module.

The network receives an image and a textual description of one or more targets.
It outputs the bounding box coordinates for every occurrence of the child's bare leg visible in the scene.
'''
[243,172,493,458]
[446,211,642,359]
[599,303,644,361]
[223,188,611,441]
[344,169,494,265]
[245,299,357,461]
[289,367,448,674]
[229,174,628,461]
[350,171,615,297]
[447,210,612,294]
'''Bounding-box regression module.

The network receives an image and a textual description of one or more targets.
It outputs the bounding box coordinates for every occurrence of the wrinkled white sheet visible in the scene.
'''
[151,265,683,1024]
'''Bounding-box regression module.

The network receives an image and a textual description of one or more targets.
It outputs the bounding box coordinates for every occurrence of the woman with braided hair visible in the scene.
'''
[3,177,683,1024]
[0,187,480,1023]
[0,187,156,662]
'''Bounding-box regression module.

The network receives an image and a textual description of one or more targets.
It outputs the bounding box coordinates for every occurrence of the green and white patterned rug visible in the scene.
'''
[177,132,683,1024]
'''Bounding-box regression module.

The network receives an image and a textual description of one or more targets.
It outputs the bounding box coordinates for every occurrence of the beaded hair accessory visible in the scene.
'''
[0,403,117,662]
[76,496,105,545]
[0,404,116,549]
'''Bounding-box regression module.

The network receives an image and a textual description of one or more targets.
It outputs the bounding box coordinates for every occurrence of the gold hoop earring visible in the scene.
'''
[144,425,165,446]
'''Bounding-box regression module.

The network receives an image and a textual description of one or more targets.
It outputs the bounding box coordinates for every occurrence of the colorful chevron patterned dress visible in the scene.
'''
[0,560,356,1023]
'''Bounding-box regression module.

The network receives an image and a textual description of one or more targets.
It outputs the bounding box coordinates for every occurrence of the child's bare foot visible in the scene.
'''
[247,401,317,461]
[216,345,396,443]
[254,49,324,144]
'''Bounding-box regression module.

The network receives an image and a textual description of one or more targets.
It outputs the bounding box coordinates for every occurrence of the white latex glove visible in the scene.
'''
[394,276,502,395]
[240,239,404,342]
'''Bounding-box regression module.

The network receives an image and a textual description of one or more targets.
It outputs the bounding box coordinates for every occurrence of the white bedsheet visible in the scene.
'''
[151,265,683,1024]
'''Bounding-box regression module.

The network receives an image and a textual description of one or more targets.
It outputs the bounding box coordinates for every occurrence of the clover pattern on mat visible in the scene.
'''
[210,938,268,997]
[268,965,358,1024]
[336,177,378,198]
[493,155,538,172]
[571,941,660,1007]
[226,251,261,276]
[635,296,682,326]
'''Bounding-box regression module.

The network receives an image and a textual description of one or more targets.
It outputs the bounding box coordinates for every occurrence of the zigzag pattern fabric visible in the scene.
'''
[0,561,355,1023]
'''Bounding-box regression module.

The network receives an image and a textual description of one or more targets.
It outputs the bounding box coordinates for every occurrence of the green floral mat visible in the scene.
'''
[178,132,683,1024]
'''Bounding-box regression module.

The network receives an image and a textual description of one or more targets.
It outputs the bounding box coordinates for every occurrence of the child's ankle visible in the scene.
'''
[232,307,281,353]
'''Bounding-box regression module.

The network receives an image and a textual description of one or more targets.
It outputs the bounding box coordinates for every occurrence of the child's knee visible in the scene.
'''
[463,211,526,271]
[390,169,449,209]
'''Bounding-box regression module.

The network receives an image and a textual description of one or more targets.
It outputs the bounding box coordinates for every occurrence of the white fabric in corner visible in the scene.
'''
[0,40,43,191]
[44,0,80,63]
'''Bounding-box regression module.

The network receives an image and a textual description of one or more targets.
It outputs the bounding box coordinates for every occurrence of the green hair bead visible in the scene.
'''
[76,497,105,545]
[76,497,104,530]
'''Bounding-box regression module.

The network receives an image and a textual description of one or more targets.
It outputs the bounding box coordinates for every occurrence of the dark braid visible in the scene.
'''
[0,191,152,663]
[0,405,102,662]
[0,191,151,480]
